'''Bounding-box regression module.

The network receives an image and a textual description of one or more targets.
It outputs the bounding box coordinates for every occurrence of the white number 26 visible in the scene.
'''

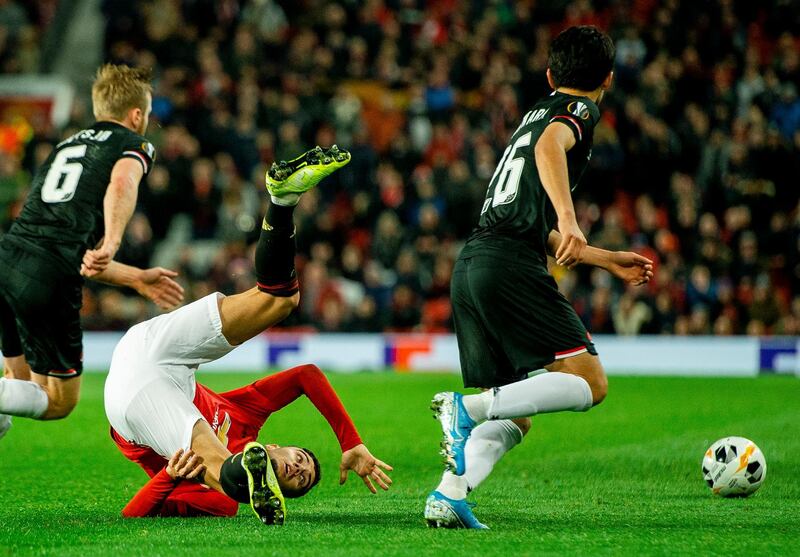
[486,131,532,209]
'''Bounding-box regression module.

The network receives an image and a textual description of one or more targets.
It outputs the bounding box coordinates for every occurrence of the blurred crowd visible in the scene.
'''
[0,0,53,75]
[1,0,799,336]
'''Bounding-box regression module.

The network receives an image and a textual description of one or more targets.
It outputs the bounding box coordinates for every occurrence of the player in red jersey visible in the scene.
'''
[115,363,368,518]
[105,147,391,526]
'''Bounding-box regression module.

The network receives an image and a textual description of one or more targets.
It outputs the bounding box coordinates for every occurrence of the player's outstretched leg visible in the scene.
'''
[424,490,488,529]
[431,392,476,475]
[256,145,350,298]
[242,442,286,526]
[220,145,350,345]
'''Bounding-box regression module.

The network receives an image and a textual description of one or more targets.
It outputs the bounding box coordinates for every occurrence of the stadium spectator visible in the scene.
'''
[3,0,800,336]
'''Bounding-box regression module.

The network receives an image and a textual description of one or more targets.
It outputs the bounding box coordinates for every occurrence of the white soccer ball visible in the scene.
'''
[702,436,766,497]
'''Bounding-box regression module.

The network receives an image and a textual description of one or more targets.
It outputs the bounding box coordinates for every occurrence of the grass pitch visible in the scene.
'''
[1,372,798,556]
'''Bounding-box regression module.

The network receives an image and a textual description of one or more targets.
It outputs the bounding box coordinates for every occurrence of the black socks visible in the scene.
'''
[219,452,250,503]
[255,202,299,297]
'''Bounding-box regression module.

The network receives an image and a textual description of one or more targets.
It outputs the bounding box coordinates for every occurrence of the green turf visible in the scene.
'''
[1,372,798,556]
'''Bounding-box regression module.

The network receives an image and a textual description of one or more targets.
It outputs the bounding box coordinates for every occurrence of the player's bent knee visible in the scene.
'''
[589,370,608,406]
[512,417,532,436]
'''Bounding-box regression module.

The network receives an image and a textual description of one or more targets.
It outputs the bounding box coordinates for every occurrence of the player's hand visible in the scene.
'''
[339,444,393,494]
[81,240,119,277]
[134,267,184,310]
[166,449,206,482]
[555,216,586,268]
[606,251,654,286]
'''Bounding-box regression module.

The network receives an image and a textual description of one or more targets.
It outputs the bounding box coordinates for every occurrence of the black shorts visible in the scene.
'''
[0,239,83,377]
[451,250,596,388]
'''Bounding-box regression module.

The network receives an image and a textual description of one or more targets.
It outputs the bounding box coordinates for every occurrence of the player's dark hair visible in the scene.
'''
[548,26,615,91]
[282,447,321,499]
[303,447,322,491]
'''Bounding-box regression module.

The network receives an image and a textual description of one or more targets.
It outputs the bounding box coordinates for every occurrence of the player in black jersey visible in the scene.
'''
[0,64,183,436]
[425,27,654,528]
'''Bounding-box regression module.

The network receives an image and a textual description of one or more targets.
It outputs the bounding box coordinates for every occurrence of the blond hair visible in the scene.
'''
[91,64,153,121]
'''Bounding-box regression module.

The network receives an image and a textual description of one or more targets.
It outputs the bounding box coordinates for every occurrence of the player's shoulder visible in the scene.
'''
[110,124,155,156]
[541,92,600,143]
[549,92,599,122]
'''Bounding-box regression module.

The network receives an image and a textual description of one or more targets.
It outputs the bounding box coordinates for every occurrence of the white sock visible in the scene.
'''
[487,372,593,419]
[435,472,468,500]
[463,419,523,492]
[461,390,493,422]
[0,378,49,418]
[270,193,300,206]
[434,420,524,499]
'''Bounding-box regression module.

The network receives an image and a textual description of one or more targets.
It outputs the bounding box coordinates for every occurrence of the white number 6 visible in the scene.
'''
[41,145,87,203]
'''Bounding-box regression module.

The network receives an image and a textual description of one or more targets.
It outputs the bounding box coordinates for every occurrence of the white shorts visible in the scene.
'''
[104,292,234,458]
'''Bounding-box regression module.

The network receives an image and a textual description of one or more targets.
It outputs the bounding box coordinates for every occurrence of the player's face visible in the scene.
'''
[268,446,317,497]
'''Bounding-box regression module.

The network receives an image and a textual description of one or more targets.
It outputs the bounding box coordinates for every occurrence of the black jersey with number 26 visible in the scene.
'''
[463,91,600,265]
[6,121,154,273]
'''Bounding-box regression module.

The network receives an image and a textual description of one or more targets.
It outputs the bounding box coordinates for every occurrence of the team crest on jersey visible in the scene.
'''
[141,142,156,161]
[568,101,590,120]
[212,408,232,447]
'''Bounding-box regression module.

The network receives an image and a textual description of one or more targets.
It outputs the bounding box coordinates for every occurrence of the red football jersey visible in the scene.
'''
[114,364,362,517]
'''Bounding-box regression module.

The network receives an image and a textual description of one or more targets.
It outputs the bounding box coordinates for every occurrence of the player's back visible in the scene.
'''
[111,382,263,477]
[463,91,600,265]
[4,121,154,274]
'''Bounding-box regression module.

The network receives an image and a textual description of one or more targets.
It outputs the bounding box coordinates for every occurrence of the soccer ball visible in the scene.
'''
[702,436,766,497]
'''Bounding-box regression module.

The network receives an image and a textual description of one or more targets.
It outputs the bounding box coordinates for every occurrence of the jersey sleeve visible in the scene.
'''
[121,468,177,517]
[119,136,156,176]
[160,483,238,517]
[548,99,599,145]
[110,427,166,478]
[121,469,238,517]
[221,364,363,452]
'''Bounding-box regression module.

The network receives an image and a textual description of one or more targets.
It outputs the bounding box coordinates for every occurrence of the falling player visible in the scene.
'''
[0,64,183,436]
[104,147,392,526]
[115,364,376,517]
[424,26,654,528]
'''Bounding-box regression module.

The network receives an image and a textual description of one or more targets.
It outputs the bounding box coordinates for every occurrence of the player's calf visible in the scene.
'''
[218,289,300,346]
[0,375,78,421]
[546,352,607,405]
[37,375,81,420]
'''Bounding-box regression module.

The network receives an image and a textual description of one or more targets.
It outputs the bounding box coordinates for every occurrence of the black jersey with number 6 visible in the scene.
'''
[463,91,600,265]
[6,121,154,273]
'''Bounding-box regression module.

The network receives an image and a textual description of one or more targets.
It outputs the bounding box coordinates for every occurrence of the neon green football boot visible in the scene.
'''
[241,442,286,526]
[266,145,351,200]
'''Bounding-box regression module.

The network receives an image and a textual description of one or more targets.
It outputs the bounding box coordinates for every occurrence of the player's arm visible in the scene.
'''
[294,366,394,493]
[82,158,143,277]
[159,483,238,518]
[85,260,184,310]
[546,230,654,286]
[122,449,206,518]
[253,365,393,492]
[534,122,585,267]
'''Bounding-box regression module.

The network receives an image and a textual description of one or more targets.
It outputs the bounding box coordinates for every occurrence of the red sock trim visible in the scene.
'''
[48,368,79,377]
[256,278,299,296]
